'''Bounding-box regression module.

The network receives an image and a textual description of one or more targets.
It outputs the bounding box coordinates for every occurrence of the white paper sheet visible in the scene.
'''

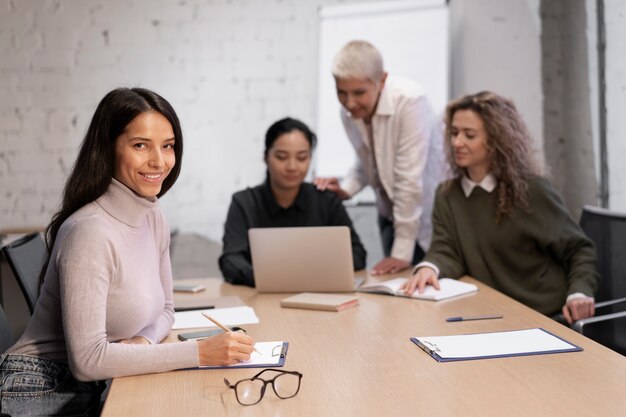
[173,306,259,330]
[198,341,285,368]
[415,328,580,360]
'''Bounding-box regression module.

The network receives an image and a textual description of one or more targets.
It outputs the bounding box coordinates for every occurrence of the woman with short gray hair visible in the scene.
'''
[315,40,447,276]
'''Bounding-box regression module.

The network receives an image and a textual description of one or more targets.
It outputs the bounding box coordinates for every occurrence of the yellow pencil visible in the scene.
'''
[201,312,260,354]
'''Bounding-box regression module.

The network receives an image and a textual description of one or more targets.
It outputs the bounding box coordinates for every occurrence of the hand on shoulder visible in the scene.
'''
[313,177,350,200]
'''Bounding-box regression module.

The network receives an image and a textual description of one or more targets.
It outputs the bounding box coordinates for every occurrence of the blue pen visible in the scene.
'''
[446,314,503,322]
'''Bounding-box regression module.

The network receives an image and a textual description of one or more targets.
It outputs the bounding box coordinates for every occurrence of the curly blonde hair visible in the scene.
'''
[444,91,541,221]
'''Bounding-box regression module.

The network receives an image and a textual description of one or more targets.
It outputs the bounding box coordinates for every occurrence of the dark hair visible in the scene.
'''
[42,87,184,283]
[264,117,317,158]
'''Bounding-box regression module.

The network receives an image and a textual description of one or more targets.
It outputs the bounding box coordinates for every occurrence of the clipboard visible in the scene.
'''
[411,328,582,362]
[194,342,289,370]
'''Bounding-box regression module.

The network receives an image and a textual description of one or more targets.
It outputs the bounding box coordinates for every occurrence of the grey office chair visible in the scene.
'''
[1,232,48,314]
[169,228,179,258]
[574,205,626,355]
[0,303,13,353]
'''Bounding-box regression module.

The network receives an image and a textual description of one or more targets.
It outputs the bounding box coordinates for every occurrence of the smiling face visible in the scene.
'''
[114,111,176,198]
[334,74,386,122]
[265,130,311,193]
[450,109,491,181]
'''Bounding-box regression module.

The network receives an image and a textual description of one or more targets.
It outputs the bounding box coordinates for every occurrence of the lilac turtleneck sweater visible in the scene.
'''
[8,179,199,381]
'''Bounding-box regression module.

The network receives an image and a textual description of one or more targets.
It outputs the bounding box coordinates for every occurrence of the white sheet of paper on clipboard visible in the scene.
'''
[196,341,289,369]
[411,328,582,362]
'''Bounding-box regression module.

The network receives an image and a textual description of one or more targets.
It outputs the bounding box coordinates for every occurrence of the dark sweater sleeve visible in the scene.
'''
[423,183,466,278]
[325,193,367,270]
[218,196,255,287]
[533,179,599,297]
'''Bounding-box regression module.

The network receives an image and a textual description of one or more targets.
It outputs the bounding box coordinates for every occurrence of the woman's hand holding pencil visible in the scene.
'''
[194,313,256,366]
[202,312,261,354]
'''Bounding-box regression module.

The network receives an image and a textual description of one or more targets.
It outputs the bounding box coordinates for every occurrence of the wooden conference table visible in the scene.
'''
[101,274,626,417]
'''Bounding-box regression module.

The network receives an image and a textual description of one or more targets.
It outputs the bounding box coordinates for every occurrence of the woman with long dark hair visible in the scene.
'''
[403,91,599,324]
[0,88,254,416]
[219,117,367,287]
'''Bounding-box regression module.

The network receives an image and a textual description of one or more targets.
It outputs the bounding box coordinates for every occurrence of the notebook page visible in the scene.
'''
[405,278,478,300]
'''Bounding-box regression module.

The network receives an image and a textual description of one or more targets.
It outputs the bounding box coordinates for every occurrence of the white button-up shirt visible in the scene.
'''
[339,76,449,261]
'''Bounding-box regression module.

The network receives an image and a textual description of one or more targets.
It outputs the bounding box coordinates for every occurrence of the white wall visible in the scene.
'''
[316,0,449,178]
[0,0,373,240]
[605,0,626,211]
[449,0,543,164]
[1,0,547,242]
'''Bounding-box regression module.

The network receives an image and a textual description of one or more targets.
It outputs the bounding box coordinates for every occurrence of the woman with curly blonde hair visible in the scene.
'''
[444,91,540,221]
[402,91,599,324]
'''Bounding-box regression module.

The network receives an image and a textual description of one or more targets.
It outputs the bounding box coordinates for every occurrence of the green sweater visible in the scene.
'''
[424,176,599,315]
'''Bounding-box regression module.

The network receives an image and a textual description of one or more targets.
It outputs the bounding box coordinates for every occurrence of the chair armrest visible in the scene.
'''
[572,310,626,333]
[595,296,626,309]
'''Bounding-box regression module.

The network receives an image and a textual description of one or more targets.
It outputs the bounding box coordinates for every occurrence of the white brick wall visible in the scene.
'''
[4,0,618,242]
[0,0,371,240]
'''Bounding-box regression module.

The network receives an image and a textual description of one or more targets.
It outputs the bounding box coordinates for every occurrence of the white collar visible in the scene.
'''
[461,173,497,197]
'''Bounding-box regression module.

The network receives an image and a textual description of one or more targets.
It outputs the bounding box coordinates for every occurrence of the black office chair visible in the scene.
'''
[1,232,48,314]
[573,205,626,355]
[0,302,13,353]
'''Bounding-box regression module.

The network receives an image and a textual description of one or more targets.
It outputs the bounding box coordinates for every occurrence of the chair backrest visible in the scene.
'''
[1,232,48,314]
[579,205,626,354]
[580,205,626,303]
[0,303,13,353]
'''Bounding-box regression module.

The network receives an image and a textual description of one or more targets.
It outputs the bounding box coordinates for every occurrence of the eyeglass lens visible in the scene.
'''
[234,372,300,405]
[272,372,300,399]
[235,379,265,405]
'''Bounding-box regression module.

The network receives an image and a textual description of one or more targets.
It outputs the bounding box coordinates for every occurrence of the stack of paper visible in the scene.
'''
[173,306,259,330]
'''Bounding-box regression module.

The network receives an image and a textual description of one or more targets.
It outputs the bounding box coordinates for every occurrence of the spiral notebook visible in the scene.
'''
[411,328,582,362]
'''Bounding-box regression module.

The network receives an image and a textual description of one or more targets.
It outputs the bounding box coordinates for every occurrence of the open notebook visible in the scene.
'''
[359,278,478,301]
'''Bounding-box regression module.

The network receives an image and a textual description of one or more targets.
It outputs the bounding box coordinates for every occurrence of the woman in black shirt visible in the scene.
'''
[219,117,367,286]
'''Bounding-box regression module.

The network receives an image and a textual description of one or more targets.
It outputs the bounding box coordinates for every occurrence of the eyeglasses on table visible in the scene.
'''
[224,369,303,406]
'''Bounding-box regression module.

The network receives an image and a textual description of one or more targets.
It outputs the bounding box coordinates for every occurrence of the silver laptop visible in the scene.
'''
[249,226,359,293]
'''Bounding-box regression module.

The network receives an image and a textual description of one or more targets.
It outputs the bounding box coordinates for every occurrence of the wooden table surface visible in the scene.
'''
[101,274,626,417]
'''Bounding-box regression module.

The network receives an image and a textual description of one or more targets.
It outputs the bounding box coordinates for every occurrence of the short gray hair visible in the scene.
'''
[332,40,384,81]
